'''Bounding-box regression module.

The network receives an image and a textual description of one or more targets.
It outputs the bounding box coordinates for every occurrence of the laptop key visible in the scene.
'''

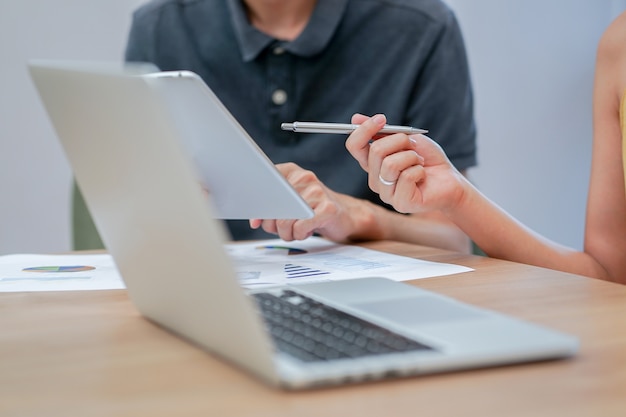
[252,291,432,362]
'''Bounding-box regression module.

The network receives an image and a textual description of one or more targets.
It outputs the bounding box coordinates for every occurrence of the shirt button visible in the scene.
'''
[272,89,288,105]
[273,46,285,55]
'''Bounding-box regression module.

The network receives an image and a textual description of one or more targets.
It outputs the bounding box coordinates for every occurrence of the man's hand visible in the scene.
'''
[249,162,378,242]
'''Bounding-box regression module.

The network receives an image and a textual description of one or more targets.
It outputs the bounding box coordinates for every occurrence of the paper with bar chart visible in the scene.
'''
[226,237,472,288]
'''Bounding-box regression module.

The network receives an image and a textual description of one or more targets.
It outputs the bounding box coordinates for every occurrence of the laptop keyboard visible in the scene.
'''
[252,289,433,362]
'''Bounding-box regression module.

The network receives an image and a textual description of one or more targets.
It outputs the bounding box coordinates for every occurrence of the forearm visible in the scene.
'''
[448,177,607,279]
[343,198,471,253]
[384,210,471,253]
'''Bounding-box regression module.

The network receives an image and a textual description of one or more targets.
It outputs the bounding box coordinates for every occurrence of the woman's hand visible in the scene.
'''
[345,113,466,215]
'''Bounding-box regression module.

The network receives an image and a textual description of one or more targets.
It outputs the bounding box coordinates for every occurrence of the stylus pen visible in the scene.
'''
[281,122,428,135]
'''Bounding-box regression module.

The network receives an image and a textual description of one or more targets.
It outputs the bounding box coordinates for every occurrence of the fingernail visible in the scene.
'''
[372,114,385,125]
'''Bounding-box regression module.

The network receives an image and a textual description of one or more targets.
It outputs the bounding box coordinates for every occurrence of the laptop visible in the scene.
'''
[29,61,578,389]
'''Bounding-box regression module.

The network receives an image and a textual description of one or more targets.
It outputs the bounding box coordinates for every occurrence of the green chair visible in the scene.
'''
[72,181,105,250]
[472,241,486,256]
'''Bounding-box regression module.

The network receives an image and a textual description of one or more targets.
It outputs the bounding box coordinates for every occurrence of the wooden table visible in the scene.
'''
[1,241,625,417]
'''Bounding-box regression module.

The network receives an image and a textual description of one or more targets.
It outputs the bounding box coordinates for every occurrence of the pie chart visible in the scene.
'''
[22,265,96,273]
[255,245,307,255]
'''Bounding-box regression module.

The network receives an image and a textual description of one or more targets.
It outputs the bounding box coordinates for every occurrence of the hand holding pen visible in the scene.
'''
[344,113,465,216]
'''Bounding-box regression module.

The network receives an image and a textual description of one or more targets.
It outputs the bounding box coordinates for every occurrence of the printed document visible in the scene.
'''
[0,237,472,292]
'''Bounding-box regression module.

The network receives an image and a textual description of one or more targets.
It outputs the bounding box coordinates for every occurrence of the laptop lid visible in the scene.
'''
[29,60,282,384]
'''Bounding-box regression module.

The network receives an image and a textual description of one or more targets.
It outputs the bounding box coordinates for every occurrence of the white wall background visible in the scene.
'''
[1,1,624,255]
[0,0,145,254]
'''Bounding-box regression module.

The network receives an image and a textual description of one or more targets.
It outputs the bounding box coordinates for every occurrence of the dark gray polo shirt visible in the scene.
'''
[125,0,477,240]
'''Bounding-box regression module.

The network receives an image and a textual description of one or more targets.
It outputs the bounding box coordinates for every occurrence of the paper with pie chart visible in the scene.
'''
[226,237,472,287]
[0,253,123,292]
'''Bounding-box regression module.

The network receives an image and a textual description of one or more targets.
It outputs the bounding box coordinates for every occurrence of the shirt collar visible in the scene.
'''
[227,0,349,62]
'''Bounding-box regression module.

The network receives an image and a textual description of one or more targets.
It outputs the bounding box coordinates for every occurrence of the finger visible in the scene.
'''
[259,219,278,235]
[286,182,329,240]
[351,113,398,140]
[392,165,426,213]
[271,166,326,240]
[275,162,300,177]
[367,135,422,193]
[274,219,297,241]
[345,114,387,171]
[377,149,425,187]
[249,219,262,229]
[284,219,316,241]
[268,217,315,241]
[408,134,450,167]
[351,113,369,124]
[259,217,314,241]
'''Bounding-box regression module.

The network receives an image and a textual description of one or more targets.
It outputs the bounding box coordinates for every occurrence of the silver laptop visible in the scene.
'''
[29,61,578,389]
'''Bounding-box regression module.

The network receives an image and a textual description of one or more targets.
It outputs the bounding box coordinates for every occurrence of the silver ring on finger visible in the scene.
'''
[378,174,396,186]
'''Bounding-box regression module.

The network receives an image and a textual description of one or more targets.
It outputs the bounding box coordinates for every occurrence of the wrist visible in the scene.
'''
[342,198,389,242]
[441,171,474,222]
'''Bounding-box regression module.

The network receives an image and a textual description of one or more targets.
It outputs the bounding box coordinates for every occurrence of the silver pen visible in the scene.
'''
[281,121,428,135]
